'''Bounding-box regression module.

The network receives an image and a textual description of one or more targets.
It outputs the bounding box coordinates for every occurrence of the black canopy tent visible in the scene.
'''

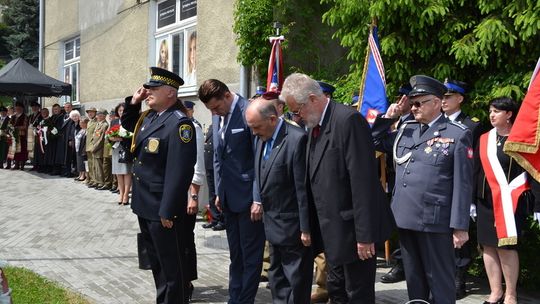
[0,58,72,98]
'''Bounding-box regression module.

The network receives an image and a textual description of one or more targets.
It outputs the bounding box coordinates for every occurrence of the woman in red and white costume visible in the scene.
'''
[476,97,529,304]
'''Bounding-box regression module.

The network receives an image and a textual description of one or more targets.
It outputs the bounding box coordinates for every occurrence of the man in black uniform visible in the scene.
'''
[122,67,197,304]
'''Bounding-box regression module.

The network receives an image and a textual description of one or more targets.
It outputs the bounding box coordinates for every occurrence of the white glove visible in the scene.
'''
[534,212,540,224]
[470,203,477,221]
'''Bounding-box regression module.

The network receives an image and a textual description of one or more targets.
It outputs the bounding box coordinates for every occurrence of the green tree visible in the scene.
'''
[233,0,349,88]
[1,0,39,66]
[322,0,540,120]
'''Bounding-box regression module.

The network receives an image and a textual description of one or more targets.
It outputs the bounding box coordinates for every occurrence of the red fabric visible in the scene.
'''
[480,132,529,243]
[505,72,540,181]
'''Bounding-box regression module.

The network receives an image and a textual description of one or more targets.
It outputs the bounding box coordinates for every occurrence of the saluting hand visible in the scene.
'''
[132,86,149,104]
[250,202,263,222]
[160,217,173,229]
[385,95,407,119]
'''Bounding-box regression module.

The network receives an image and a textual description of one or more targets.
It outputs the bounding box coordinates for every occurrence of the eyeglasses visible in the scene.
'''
[409,98,433,108]
[290,103,305,116]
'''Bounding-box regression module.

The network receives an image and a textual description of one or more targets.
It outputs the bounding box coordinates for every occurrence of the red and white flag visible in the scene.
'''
[266,36,284,92]
[504,57,540,182]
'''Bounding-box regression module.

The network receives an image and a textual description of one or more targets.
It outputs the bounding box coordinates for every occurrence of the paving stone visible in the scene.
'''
[1,169,540,303]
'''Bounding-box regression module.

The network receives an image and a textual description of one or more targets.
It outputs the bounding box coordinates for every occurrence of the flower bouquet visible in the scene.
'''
[106,125,133,148]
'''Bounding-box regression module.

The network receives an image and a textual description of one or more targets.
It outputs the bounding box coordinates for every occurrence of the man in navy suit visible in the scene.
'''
[246,97,313,303]
[122,67,196,304]
[198,79,265,304]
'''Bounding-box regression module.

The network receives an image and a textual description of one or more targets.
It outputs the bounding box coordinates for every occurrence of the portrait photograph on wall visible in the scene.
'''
[184,29,197,86]
[156,37,171,71]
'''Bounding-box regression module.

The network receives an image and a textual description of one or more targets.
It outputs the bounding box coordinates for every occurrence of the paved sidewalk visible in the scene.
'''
[0,169,539,303]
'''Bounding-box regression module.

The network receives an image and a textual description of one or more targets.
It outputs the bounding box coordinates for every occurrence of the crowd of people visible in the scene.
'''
[3,66,540,304]
[0,100,136,205]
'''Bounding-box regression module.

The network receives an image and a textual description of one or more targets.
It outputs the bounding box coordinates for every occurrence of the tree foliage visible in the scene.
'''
[1,0,39,66]
[321,0,540,120]
[233,0,349,87]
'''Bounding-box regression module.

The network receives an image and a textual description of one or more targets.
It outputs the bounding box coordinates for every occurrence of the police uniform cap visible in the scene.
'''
[317,81,335,95]
[86,106,97,113]
[96,108,108,115]
[30,101,41,107]
[0,106,7,112]
[183,100,196,109]
[143,67,184,90]
[398,83,413,96]
[444,78,468,95]
[256,86,267,95]
[408,75,446,99]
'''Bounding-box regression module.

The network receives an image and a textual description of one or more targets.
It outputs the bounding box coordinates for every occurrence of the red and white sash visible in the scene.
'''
[479,129,529,246]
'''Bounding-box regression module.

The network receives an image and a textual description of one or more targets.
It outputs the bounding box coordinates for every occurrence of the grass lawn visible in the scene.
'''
[3,266,92,304]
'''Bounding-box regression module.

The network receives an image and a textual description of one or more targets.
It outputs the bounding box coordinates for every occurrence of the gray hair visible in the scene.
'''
[250,97,278,119]
[69,110,81,119]
[280,73,323,104]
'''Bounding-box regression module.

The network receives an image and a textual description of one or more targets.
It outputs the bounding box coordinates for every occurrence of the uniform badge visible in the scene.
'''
[424,146,433,154]
[179,124,193,143]
[146,137,160,153]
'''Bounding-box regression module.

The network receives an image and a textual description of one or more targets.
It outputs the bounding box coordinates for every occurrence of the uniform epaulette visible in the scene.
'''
[174,110,186,120]
[449,120,468,130]
[471,117,480,123]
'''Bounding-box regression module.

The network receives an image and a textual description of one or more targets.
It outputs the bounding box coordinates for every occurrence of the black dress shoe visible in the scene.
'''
[212,223,225,231]
[483,294,504,304]
[97,185,112,190]
[380,262,405,283]
[202,222,216,229]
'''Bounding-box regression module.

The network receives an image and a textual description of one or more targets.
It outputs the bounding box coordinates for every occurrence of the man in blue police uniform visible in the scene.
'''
[198,79,265,304]
[122,67,197,304]
[442,78,481,299]
[374,75,473,303]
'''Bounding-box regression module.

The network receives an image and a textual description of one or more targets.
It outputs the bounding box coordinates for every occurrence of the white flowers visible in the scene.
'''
[118,126,133,138]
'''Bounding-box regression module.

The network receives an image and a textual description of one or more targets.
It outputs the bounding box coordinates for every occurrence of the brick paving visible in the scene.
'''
[1,169,539,303]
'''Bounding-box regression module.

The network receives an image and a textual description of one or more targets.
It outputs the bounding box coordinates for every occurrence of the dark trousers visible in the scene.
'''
[268,243,313,304]
[181,213,197,281]
[138,216,188,304]
[398,229,455,304]
[327,257,376,304]
[223,209,265,304]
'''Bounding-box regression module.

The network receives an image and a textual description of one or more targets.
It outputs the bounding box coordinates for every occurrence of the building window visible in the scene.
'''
[155,0,197,93]
[63,37,80,105]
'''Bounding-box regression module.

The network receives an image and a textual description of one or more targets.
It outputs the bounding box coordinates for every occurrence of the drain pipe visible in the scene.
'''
[239,65,251,98]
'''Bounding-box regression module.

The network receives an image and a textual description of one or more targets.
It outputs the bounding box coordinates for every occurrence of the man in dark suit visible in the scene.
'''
[122,67,196,304]
[374,75,473,303]
[281,73,392,303]
[0,106,9,168]
[442,78,481,299]
[246,97,313,303]
[198,79,265,304]
[201,124,225,230]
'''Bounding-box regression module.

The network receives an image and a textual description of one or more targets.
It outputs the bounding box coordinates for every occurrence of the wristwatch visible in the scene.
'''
[190,194,199,201]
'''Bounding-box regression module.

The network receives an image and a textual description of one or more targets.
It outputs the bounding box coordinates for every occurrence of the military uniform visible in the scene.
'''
[375,76,473,303]
[88,111,108,188]
[121,67,196,304]
[85,108,97,186]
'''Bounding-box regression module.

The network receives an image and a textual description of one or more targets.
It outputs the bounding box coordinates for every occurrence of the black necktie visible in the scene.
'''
[420,124,429,135]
